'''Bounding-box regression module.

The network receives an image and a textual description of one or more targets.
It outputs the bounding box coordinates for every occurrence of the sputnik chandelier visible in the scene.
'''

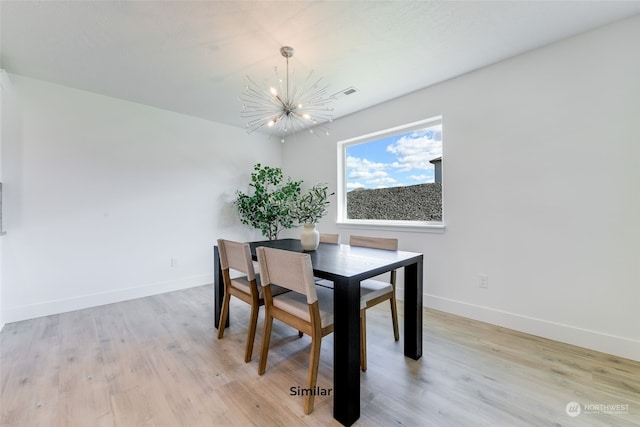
[240,46,335,143]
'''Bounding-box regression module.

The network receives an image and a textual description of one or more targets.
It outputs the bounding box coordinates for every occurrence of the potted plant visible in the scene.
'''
[293,183,334,250]
[235,163,302,240]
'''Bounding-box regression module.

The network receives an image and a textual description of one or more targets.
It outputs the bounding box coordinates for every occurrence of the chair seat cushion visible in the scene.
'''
[360,279,393,309]
[230,275,253,294]
[272,286,334,327]
[231,274,289,299]
[313,278,393,309]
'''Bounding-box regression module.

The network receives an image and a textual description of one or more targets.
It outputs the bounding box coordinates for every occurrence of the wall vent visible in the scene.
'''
[333,86,358,98]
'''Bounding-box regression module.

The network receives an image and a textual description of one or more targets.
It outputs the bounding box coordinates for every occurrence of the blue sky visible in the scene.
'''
[346,124,442,190]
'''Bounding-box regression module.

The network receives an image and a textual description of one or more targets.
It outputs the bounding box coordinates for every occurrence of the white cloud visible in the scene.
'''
[347,155,391,185]
[409,174,429,181]
[346,156,386,172]
[347,181,365,190]
[386,133,442,171]
[349,169,388,180]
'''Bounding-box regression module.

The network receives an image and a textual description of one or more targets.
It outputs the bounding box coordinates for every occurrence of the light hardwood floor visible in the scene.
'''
[1,284,638,426]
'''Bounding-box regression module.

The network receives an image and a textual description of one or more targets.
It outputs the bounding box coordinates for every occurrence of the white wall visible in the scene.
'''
[1,75,278,323]
[0,70,8,330]
[283,16,640,361]
[0,69,19,330]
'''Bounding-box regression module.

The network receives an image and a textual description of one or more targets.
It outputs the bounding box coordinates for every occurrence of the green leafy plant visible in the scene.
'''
[293,183,334,225]
[235,163,302,240]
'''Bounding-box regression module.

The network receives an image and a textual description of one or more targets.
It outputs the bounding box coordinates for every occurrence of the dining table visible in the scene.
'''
[213,238,423,426]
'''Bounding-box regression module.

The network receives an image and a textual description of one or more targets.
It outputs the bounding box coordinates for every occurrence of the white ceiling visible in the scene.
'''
[2,1,640,133]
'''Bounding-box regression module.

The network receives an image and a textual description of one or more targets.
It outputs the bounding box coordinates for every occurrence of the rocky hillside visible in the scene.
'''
[347,183,442,221]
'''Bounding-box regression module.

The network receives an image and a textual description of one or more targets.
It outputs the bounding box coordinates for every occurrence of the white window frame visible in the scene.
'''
[336,116,445,232]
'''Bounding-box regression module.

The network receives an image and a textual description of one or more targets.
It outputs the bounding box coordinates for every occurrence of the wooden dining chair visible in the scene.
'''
[256,246,334,415]
[216,239,289,363]
[349,235,400,372]
[319,233,340,244]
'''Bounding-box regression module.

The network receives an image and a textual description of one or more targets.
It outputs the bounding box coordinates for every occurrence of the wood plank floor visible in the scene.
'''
[1,284,638,426]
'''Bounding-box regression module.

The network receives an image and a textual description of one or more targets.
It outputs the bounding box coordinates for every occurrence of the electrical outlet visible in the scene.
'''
[171,258,178,268]
[479,274,489,289]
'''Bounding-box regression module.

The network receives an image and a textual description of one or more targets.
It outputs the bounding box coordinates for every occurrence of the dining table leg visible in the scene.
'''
[213,245,228,330]
[332,277,361,426]
[404,260,423,359]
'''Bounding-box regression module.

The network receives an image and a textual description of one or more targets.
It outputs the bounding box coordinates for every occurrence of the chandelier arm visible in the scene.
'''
[294,79,331,101]
[241,93,279,109]
[273,94,288,109]
[245,112,284,133]
[243,77,277,99]
[241,86,277,101]
[241,112,278,121]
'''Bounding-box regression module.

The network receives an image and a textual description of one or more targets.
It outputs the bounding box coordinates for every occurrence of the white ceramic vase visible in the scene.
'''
[300,223,320,251]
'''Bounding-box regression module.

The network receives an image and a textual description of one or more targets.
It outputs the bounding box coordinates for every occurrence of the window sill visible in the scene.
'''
[336,220,445,233]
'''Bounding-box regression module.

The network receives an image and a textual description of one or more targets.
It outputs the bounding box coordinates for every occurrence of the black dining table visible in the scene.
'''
[213,238,423,426]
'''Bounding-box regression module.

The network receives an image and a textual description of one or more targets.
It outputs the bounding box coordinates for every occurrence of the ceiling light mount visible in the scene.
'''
[240,46,335,143]
[280,45,295,58]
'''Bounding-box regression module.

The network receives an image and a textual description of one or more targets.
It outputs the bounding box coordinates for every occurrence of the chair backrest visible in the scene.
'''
[349,235,398,251]
[319,233,340,244]
[257,247,318,304]
[217,239,256,281]
[350,235,398,286]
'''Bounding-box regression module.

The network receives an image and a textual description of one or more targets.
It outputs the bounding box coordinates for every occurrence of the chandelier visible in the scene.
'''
[240,46,335,142]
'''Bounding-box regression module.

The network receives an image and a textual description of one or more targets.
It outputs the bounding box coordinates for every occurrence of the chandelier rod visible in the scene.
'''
[286,51,290,102]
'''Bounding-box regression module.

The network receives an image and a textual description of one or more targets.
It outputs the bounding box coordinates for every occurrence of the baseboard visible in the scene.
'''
[2,275,213,324]
[397,289,639,362]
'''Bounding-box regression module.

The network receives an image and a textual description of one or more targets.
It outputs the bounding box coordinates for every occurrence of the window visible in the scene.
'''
[337,117,443,229]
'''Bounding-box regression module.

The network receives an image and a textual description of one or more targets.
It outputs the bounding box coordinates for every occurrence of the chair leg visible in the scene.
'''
[390,295,400,342]
[305,333,322,414]
[360,309,367,372]
[217,293,231,339]
[258,312,274,376]
[245,303,259,363]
